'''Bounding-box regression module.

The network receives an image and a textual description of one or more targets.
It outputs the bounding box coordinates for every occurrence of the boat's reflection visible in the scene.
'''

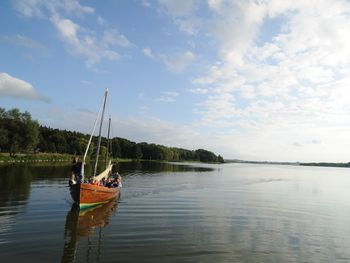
[61,199,119,263]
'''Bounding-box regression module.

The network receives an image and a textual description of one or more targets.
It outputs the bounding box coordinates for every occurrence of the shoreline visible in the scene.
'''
[0,153,223,165]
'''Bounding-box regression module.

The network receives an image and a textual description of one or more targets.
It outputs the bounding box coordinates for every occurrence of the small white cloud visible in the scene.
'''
[142,1,151,7]
[158,0,198,17]
[163,51,195,73]
[189,87,208,94]
[97,16,106,25]
[0,72,50,102]
[143,47,155,59]
[103,29,132,47]
[53,17,79,39]
[157,91,179,102]
[174,17,201,35]
[143,48,195,73]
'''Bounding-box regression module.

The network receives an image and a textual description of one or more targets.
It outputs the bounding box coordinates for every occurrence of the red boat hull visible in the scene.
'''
[70,183,120,209]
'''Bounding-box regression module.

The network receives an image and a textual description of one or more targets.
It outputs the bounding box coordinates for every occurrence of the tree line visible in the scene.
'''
[0,108,224,163]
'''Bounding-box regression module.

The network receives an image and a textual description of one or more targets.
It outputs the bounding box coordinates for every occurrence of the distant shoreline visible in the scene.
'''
[225,159,350,168]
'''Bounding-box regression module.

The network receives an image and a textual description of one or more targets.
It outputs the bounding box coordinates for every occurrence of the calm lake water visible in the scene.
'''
[1,161,350,262]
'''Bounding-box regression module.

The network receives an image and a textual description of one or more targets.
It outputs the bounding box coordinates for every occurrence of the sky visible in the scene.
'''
[1,0,350,162]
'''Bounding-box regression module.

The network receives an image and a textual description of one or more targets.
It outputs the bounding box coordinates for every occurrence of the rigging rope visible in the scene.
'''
[81,92,106,180]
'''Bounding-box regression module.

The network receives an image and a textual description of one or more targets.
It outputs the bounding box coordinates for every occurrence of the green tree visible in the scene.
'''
[218,155,225,163]
[111,138,122,158]
[133,144,143,160]
[0,108,39,155]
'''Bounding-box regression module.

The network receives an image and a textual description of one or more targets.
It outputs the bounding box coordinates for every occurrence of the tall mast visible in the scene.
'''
[93,89,108,177]
[105,116,111,168]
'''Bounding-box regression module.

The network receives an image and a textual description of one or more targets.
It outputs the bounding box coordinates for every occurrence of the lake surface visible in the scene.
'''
[1,162,350,262]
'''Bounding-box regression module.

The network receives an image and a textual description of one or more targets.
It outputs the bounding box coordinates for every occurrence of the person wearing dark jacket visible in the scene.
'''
[71,157,82,183]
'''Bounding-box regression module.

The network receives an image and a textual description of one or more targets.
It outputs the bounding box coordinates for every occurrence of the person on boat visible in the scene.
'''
[112,174,122,188]
[71,156,82,183]
[101,177,106,187]
[106,177,113,188]
[90,178,101,186]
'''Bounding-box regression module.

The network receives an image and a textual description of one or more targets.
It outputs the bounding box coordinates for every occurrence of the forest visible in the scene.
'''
[0,108,224,163]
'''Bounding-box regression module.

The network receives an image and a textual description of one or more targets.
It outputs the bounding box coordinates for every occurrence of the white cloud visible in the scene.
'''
[102,29,133,47]
[142,48,155,59]
[13,0,94,18]
[157,91,179,102]
[97,16,106,25]
[158,0,198,17]
[158,0,350,161]
[174,17,201,35]
[51,16,120,66]
[163,51,195,73]
[13,0,132,67]
[204,2,350,116]
[189,87,208,94]
[143,47,195,73]
[0,72,50,102]
[157,0,201,35]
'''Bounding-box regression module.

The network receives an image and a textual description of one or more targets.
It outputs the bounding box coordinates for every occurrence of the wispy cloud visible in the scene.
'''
[157,91,179,102]
[189,87,208,94]
[12,0,132,67]
[157,0,198,17]
[143,47,195,73]
[0,72,50,102]
[157,0,201,35]
[156,0,350,161]
[195,0,350,131]
[102,29,133,48]
[51,15,120,66]
[13,0,94,18]
[2,34,47,52]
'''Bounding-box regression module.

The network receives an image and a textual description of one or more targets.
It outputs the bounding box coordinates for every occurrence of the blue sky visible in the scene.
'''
[2,0,350,162]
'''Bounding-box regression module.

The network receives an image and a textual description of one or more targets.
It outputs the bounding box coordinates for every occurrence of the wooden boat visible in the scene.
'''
[70,176,120,210]
[69,89,121,209]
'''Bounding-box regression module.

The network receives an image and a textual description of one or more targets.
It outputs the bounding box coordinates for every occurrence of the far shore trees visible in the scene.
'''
[0,107,224,163]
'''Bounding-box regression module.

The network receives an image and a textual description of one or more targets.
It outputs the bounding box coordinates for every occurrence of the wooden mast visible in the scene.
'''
[93,89,108,177]
[105,116,111,168]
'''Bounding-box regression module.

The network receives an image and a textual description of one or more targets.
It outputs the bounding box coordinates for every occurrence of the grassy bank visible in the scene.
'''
[0,153,74,164]
[0,153,138,164]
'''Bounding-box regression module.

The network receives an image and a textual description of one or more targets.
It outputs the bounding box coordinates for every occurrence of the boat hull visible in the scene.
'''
[70,183,120,210]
